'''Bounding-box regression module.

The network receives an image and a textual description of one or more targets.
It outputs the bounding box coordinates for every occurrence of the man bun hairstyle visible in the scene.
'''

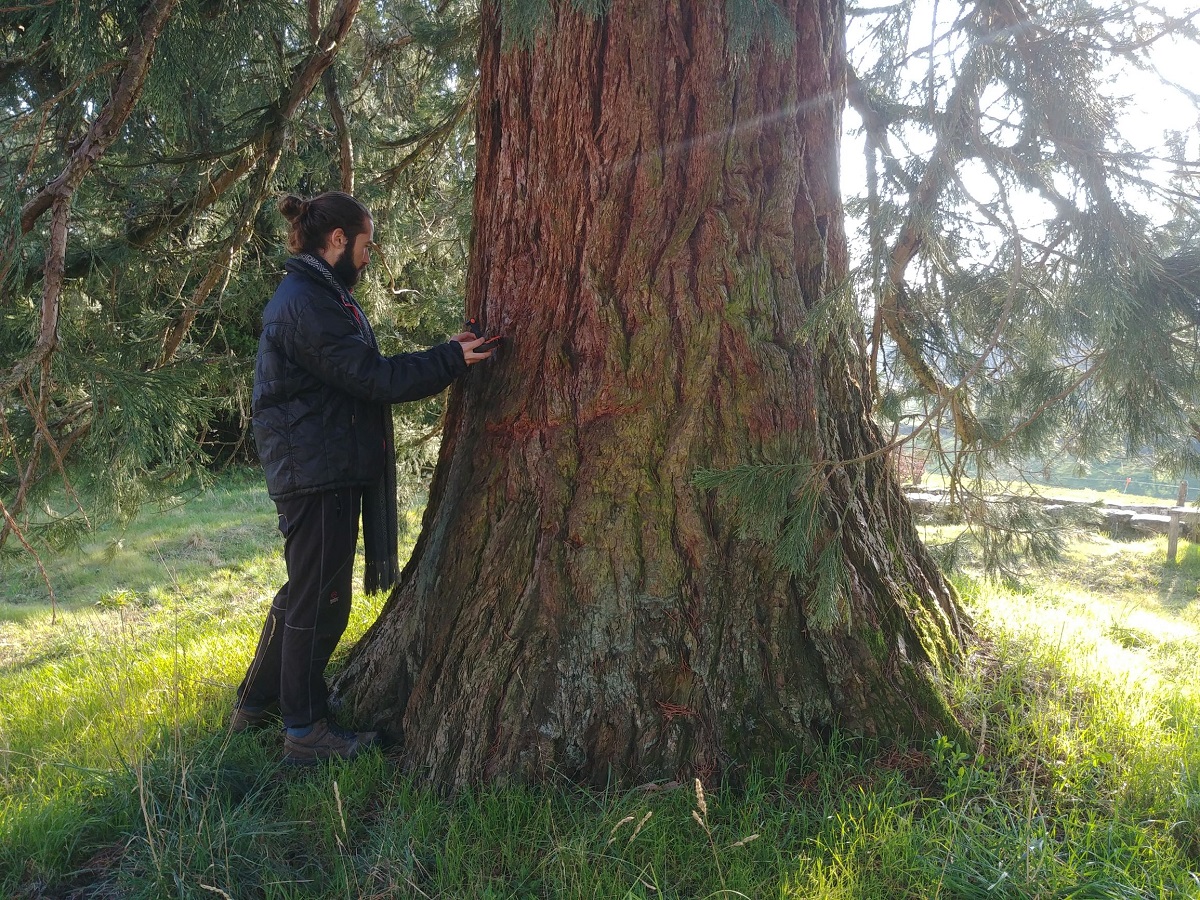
[278,191,371,255]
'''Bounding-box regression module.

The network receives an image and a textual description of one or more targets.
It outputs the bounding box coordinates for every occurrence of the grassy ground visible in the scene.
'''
[1,472,1198,898]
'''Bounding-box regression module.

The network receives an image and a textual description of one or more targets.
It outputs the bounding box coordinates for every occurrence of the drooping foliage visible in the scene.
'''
[845,0,1200,484]
[1,0,479,548]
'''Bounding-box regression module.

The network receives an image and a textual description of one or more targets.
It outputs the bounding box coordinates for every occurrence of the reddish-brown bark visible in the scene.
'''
[334,0,968,787]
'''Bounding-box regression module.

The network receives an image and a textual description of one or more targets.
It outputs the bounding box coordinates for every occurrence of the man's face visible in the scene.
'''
[331,217,374,288]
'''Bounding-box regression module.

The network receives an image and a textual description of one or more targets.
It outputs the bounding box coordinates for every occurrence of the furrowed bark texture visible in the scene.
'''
[334,0,967,787]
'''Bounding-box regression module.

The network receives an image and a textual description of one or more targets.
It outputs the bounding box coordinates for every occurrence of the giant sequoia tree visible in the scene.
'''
[333,0,968,787]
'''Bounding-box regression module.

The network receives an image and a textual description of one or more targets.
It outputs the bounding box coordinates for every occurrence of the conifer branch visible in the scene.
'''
[4,59,123,134]
[154,0,362,365]
[17,0,364,291]
[845,65,916,193]
[18,0,179,234]
[991,0,1132,234]
[156,137,287,367]
[992,355,1107,452]
[0,36,50,83]
[325,68,355,192]
[310,0,355,192]
[375,89,475,188]
[128,0,362,247]
[3,7,164,424]
[876,41,988,446]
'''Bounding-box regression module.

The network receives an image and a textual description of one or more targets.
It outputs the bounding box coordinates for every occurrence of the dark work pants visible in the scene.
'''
[237,487,362,728]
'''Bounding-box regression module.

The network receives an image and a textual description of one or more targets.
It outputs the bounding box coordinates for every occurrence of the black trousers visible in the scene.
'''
[238,486,362,728]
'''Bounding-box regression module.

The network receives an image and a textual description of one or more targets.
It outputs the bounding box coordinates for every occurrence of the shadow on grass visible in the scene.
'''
[0,470,280,620]
[1156,541,1200,610]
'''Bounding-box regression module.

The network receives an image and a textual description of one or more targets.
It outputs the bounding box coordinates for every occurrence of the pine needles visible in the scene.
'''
[693,458,854,630]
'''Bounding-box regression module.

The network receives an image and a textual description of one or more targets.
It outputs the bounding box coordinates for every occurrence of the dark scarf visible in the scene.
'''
[294,254,400,594]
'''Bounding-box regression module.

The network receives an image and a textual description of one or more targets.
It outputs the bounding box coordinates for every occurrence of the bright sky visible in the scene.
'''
[1116,12,1199,204]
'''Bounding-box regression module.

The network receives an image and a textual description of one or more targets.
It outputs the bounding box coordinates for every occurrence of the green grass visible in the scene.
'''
[2,473,1199,898]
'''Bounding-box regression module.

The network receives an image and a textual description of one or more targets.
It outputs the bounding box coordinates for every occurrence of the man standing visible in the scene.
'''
[233,191,493,764]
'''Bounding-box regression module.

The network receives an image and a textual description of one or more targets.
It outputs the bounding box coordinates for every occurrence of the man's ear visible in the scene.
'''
[328,228,346,249]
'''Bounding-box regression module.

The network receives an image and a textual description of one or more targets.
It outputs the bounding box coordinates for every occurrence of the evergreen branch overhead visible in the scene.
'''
[1,0,479,550]
[850,0,1200,485]
[17,0,179,235]
[373,87,476,189]
[125,0,364,248]
[14,0,366,292]
[155,136,287,367]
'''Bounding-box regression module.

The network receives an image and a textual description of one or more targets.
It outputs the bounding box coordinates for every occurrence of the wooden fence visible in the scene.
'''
[904,482,1194,562]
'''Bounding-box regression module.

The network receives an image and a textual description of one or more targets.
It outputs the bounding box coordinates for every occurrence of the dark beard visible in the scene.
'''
[332,243,363,289]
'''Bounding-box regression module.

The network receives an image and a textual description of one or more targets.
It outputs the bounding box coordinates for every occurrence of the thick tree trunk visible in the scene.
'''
[333,0,968,787]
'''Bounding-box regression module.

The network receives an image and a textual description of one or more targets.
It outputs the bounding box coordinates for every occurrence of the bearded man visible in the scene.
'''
[232,191,494,764]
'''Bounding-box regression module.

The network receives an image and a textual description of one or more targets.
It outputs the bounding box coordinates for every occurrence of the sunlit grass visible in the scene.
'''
[1,474,1198,896]
[0,471,397,891]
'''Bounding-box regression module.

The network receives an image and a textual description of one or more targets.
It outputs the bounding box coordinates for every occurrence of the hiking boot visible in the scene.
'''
[283,719,379,765]
[230,702,279,734]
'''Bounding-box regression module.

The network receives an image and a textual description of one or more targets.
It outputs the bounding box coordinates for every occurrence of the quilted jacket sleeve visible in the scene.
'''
[286,292,467,404]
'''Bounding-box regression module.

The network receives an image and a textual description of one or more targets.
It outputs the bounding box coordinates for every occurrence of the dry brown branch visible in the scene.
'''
[0,498,57,622]
[2,196,69,398]
[0,425,43,550]
[157,138,286,366]
[20,366,89,528]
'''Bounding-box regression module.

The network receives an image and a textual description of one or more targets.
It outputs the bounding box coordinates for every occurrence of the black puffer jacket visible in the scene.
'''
[252,257,466,501]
